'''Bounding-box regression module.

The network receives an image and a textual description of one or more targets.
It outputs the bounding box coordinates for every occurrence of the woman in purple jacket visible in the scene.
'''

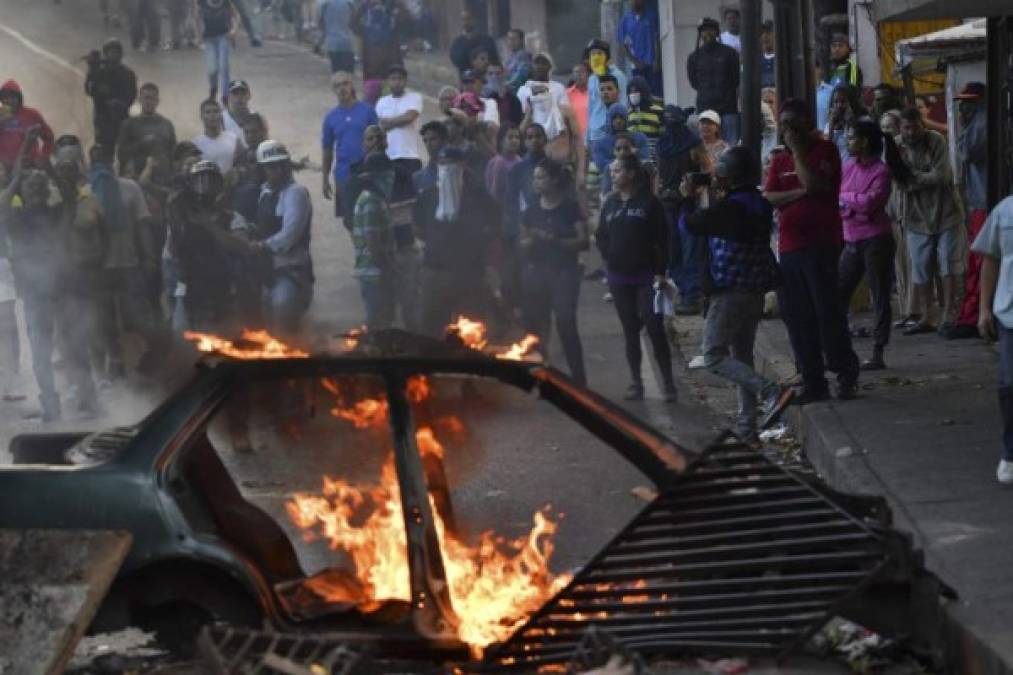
[838,119,911,370]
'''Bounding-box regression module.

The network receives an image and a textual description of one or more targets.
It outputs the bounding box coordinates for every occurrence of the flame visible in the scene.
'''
[497,334,540,361]
[447,316,489,351]
[285,375,571,655]
[343,326,366,350]
[184,329,309,359]
[445,317,540,362]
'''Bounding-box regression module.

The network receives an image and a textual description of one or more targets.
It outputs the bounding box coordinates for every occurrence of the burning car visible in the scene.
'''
[0,328,950,671]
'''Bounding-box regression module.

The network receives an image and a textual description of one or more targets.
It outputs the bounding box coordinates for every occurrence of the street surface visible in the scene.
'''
[0,0,723,597]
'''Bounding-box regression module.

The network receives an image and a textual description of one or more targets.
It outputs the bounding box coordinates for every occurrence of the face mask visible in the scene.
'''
[628,93,642,108]
[589,53,608,76]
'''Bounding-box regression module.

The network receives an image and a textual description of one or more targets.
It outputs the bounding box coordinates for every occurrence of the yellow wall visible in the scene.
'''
[878,19,959,93]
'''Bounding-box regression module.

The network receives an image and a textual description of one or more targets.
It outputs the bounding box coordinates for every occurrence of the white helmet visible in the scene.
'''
[256,139,290,165]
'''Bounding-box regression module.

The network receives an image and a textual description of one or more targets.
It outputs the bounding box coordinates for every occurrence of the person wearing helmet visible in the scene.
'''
[687,17,740,144]
[84,38,138,155]
[165,159,248,331]
[245,140,314,335]
[681,146,793,439]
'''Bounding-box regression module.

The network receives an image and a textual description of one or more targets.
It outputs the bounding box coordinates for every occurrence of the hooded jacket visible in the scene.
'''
[0,80,55,168]
[686,40,740,115]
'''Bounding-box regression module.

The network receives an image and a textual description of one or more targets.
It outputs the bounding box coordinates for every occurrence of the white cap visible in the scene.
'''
[698,110,722,127]
[256,139,290,164]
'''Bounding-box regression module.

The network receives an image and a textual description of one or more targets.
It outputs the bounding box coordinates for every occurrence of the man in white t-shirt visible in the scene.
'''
[223,79,254,145]
[720,7,741,52]
[193,98,242,173]
[375,64,424,185]
[516,53,568,116]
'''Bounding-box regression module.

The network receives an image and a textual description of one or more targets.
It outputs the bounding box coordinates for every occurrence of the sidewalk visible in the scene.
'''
[673,307,1013,674]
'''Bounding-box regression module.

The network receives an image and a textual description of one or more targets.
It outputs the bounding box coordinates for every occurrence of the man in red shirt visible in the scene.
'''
[764,98,859,401]
[0,80,54,169]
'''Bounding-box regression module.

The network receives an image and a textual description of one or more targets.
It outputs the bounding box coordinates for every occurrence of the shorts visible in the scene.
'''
[906,228,965,285]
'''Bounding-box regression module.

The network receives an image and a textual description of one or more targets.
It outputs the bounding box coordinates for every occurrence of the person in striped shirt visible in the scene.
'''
[625,76,665,162]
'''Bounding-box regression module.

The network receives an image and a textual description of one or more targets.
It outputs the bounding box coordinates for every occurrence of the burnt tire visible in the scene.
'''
[108,562,262,657]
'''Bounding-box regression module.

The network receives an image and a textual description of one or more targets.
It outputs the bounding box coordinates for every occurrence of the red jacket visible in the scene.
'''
[0,80,55,169]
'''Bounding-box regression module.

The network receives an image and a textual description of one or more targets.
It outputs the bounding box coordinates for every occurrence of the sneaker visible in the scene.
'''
[999,460,1013,485]
[794,386,830,405]
[835,379,859,400]
[760,386,795,429]
[623,383,644,401]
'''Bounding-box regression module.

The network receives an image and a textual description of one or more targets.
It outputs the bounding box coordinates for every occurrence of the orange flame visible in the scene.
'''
[447,316,489,351]
[285,375,571,655]
[343,326,366,350]
[497,334,540,361]
[184,329,309,359]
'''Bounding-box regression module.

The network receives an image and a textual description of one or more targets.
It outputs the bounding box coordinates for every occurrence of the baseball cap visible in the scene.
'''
[256,140,290,164]
[698,110,722,127]
[954,82,985,100]
[228,79,250,93]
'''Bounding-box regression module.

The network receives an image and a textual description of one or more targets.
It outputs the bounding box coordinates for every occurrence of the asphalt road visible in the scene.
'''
[0,0,731,568]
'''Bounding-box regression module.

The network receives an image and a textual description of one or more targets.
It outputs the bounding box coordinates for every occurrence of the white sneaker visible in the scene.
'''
[998,460,1013,485]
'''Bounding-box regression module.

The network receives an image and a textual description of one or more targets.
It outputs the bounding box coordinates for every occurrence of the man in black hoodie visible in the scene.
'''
[686,17,740,143]
[85,39,137,155]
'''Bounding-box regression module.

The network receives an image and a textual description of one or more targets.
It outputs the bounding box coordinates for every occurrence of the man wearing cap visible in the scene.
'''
[827,32,862,90]
[246,140,314,334]
[223,80,256,141]
[687,18,740,144]
[418,146,499,336]
[322,71,379,225]
[948,82,989,340]
[586,39,628,150]
[617,0,663,97]
[84,38,138,155]
[376,65,424,198]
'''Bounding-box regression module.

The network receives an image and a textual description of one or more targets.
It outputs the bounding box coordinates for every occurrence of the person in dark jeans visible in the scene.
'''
[686,17,740,144]
[520,159,589,386]
[763,98,859,401]
[597,154,676,402]
[838,119,910,370]
[84,39,137,155]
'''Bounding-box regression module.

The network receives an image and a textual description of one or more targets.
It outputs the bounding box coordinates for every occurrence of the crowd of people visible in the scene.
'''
[6,1,1013,483]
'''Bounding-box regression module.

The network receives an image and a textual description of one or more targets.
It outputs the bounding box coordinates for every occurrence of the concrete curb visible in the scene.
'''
[750,322,1013,675]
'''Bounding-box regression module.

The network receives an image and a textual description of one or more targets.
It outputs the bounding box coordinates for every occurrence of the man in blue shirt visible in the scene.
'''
[585,39,628,148]
[317,0,355,73]
[322,71,378,225]
[618,0,662,98]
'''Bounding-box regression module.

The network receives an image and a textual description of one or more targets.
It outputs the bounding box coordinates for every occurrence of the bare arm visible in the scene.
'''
[321,147,334,199]
[978,254,999,342]
[379,109,420,131]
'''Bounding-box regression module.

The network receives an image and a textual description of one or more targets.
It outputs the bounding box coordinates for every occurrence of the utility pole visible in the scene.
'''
[740,0,762,173]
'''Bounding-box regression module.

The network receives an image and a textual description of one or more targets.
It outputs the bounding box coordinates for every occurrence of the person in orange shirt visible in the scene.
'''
[567,62,590,187]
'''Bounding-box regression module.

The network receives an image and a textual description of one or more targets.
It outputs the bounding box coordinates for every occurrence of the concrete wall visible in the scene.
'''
[509,0,548,54]
[850,0,882,88]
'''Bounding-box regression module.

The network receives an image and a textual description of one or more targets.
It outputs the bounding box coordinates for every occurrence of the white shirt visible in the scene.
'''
[482,98,500,126]
[193,130,240,173]
[517,80,568,115]
[375,90,423,161]
[222,109,251,149]
[720,31,741,52]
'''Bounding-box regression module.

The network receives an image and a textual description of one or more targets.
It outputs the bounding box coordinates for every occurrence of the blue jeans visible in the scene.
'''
[666,208,704,306]
[358,275,396,331]
[999,322,1013,461]
[204,34,230,98]
[721,112,741,145]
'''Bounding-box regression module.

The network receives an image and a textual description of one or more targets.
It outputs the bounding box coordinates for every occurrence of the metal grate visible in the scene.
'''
[482,443,894,671]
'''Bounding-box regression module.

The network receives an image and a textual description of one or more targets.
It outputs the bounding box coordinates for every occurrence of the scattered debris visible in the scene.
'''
[67,629,167,673]
[696,657,750,674]
[630,485,658,502]
[567,627,651,675]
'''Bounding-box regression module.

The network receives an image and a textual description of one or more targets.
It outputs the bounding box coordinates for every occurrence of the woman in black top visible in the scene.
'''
[596,155,676,402]
[520,159,589,386]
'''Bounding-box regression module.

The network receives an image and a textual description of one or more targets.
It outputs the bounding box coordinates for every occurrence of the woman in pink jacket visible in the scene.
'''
[838,119,911,371]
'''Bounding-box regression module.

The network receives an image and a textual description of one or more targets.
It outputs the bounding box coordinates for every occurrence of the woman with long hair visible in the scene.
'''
[826,84,868,161]
[519,159,589,385]
[596,154,677,401]
[485,124,522,205]
[838,119,910,370]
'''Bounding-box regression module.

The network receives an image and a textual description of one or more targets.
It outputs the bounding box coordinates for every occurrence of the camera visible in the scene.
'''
[688,172,712,187]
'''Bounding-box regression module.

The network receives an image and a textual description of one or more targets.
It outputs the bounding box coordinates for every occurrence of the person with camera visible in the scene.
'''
[764,98,859,402]
[656,104,711,316]
[84,39,137,156]
[597,154,676,403]
[681,146,794,440]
